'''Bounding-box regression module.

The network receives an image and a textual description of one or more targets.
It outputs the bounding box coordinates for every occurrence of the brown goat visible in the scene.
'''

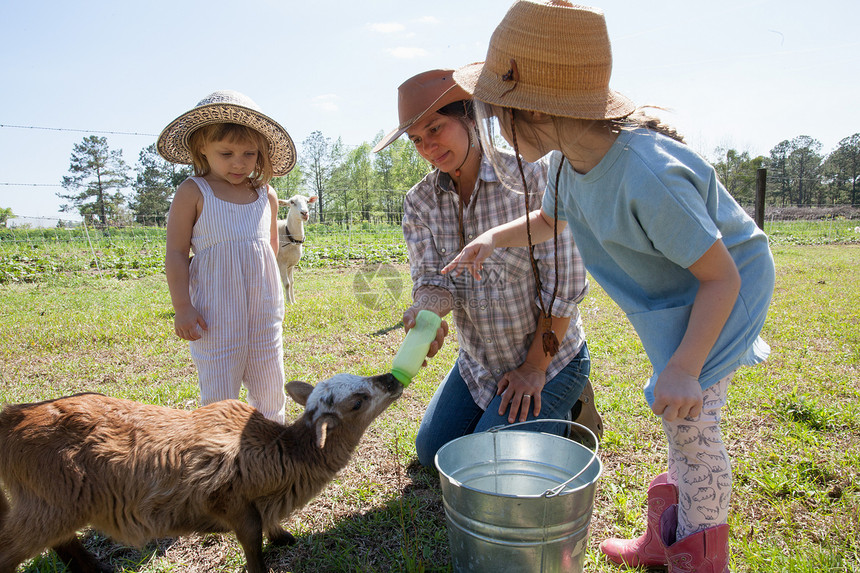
[0,372,403,573]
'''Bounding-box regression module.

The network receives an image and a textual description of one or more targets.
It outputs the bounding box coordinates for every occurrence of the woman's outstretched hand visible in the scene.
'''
[441,233,496,280]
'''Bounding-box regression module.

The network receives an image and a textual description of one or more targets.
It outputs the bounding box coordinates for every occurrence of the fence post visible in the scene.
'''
[755,168,767,230]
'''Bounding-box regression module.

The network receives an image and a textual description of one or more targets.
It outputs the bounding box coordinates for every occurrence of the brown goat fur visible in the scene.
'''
[0,372,403,573]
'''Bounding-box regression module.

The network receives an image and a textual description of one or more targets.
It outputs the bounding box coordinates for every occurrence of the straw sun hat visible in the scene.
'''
[157,90,296,176]
[453,0,635,120]
[372,69,471,153]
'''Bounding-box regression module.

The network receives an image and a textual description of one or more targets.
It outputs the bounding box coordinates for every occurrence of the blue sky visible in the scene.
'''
[1,0,858,221]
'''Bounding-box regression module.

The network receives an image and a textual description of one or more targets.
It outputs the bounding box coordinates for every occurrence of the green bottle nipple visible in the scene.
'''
[391,310,442,386]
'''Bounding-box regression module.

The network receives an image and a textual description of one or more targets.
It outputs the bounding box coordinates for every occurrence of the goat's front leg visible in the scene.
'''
[285,266,296,304]
[279,265,289,298]
[53,537,113,573]
[266,524,296,547]
[230,505,266,573]
[0,503,98,573]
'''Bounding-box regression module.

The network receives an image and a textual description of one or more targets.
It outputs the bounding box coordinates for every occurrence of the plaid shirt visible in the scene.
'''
[402,152,588,409]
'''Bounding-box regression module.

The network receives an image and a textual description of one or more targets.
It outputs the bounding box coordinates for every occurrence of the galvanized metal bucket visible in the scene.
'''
[435,420,602,573]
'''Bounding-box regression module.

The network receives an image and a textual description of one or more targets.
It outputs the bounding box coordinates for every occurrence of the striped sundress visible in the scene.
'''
[187,176,286,423]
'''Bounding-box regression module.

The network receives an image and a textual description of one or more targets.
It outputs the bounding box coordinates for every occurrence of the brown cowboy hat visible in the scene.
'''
[372,69,471,153]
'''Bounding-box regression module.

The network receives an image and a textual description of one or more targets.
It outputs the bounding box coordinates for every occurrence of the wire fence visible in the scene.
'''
[1,207,859,284]
[740,204,860,246]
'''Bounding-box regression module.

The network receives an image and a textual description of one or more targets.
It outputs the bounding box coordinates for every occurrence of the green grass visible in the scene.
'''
[0,244,858,572]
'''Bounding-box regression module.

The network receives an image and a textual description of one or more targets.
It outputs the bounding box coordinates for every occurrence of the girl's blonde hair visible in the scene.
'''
[616,108,685,144]
[187,123,274,188]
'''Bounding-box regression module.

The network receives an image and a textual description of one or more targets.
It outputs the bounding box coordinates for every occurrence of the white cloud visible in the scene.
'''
[413,16,440,25]
[311,94,339,113]
[367,22,405,34]
[387,46,429,59]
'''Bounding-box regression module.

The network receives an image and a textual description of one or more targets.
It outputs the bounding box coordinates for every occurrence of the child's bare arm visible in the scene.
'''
[652,239,741,420]
[442,210,564,279]
[267,186,280,256]
[165,180,206,340]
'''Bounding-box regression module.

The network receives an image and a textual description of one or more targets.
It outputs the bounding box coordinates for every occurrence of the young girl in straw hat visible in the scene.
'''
[159,90,296,424]
[374,69,601,468]
[443,2,774,571]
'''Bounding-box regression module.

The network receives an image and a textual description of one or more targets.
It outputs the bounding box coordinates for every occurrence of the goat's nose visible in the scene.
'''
[375,373,401,393]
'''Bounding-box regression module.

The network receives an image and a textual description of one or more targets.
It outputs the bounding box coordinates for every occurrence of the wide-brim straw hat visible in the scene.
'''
[453,1,635,120]
[372,69,471,153]
[157,90,296,176]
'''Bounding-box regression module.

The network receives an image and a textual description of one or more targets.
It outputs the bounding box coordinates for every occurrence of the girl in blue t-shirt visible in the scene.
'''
[442,2,774,571]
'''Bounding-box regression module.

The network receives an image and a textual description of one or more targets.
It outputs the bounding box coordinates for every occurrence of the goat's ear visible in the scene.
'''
[315,415,339,449]
[308,196,318,203]
[277,199,289,206]
[286,381,313,406]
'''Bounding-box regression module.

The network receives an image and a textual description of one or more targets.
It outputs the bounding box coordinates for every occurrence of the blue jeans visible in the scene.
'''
[415,342,591,467]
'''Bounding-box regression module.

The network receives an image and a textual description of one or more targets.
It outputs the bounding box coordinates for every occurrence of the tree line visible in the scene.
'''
[711,134,859,207]
[32,130,860,227]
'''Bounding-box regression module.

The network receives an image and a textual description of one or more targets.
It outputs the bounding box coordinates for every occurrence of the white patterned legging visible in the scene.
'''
[662,375,732,539]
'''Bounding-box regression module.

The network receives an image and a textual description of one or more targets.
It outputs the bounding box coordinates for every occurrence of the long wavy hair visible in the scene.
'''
[615,108,685,143]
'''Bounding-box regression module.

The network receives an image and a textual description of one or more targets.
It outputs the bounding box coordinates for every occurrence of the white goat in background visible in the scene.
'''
[276,195,317,304]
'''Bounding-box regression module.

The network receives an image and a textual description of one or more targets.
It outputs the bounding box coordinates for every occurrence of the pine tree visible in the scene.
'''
[58,135,130,226]
[128,143,190,226]
[825,134,860,206]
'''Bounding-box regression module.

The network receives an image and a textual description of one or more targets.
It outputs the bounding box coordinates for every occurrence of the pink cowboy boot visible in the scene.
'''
[600,472,679,567]
[659,504,731,573]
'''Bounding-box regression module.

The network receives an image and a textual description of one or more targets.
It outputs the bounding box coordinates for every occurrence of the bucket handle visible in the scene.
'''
[488,419,600,498]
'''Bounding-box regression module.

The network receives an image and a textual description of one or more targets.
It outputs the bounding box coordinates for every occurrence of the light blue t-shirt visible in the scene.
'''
[542,128,774,405]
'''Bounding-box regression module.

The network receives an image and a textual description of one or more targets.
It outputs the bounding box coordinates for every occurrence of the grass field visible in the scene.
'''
[0,241,858,572]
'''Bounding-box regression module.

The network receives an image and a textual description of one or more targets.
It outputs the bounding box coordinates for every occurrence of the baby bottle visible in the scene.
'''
[391,310,442,386]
